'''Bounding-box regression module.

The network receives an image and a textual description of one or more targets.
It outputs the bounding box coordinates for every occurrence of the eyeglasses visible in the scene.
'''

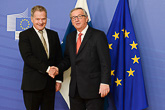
[71,15,86,21]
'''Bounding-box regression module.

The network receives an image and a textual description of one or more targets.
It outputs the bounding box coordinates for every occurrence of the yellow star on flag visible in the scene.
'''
[115,78,122,86]
[126,68,135,77]
[131,55,140,64]
[111,70,115,76]
[109,44,112,50]
[130,41,138,50]
[112,32,119,40]
[122,29,130,38]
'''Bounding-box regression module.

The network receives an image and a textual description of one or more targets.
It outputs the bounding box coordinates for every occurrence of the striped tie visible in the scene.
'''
[39,30,49,58]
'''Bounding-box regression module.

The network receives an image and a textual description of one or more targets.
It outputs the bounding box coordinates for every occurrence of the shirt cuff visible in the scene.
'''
[56,80,62,83]
[101,83,109,85]
[46,66,50,73]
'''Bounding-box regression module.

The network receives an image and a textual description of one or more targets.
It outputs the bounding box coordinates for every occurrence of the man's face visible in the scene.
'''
[31,11,47,31]
[71,9,88,32]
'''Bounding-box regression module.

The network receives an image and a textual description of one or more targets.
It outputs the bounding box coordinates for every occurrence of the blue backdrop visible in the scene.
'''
[0,0,165,110]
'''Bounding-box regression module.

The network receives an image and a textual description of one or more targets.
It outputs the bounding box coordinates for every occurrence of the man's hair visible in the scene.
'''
[70,7,88,18]
[31,5,47,17]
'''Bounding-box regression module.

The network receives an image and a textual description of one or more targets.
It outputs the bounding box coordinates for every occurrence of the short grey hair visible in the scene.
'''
[70,7,88,19]
[31,5,47,17]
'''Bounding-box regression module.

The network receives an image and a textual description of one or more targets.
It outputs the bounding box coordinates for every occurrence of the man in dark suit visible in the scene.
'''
[57,8,111,110]
[18,5,63,110]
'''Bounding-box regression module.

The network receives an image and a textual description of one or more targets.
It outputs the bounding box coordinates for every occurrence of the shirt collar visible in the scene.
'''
[33,26,46,34]
[77,25,88,35]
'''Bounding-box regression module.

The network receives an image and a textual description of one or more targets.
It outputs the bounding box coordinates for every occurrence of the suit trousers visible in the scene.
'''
[23,86,55,110]
[69,86,104,110]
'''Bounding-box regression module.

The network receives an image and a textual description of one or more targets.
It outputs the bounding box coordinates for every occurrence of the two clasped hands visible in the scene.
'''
[47,66,59,79]
[47,66,61,92]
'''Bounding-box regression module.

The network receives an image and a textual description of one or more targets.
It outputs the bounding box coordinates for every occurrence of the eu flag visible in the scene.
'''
[16,18,32,31]
[106,0,148,110]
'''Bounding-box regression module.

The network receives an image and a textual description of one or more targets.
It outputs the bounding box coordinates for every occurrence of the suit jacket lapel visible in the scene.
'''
[77,27,92,55]
[31,27,43,46]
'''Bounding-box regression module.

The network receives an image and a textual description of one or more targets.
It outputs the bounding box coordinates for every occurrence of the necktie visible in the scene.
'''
[39,30,49,58]
[76,33,82,54]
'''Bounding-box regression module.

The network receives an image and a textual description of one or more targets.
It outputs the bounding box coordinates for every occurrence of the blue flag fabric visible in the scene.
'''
[61,21,76,55]
[106,0,148,110]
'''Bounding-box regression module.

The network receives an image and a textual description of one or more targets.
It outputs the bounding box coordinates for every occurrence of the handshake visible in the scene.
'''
[47,66,59,78]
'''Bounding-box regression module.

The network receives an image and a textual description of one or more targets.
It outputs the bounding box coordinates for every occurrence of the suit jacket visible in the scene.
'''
[19,27,63,91]
[59,27,111,99]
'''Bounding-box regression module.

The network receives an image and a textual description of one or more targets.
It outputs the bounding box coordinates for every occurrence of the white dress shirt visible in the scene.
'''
[76,25,89,42]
